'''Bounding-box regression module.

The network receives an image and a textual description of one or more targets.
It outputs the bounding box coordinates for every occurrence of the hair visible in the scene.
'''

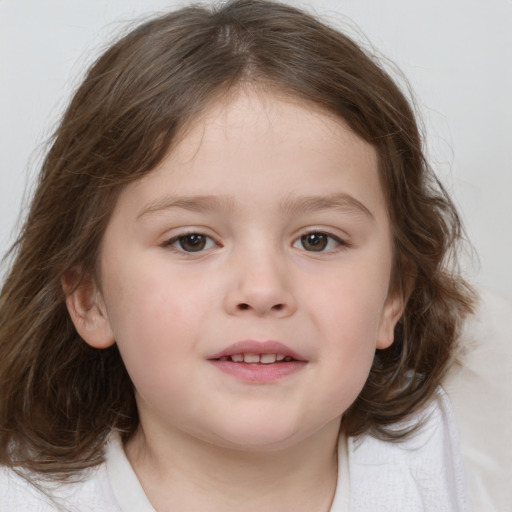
[0,0,474,477]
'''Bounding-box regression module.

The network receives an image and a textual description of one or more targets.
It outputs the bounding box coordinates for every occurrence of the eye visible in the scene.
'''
[293,232,343,252]
[164,233,217,253]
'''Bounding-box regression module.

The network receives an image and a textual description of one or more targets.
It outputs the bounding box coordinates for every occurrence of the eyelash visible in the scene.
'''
[162,230,348,254]
[162,232,219,253]
[292,231,348,253]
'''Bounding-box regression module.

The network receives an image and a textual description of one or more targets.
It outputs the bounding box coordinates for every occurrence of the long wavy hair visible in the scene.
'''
[0,0,474,476]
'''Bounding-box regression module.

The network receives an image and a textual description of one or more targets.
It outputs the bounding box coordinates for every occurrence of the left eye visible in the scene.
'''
[293,232,342,252]
[165,233,217,253]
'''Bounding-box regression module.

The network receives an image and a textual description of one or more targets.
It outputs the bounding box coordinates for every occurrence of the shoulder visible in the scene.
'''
[0,461,121,512]
[345,387,472,512]
[443,288,512,511]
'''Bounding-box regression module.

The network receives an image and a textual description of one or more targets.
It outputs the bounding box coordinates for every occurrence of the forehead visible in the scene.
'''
[175,86,373,161]
[117,87,388,225]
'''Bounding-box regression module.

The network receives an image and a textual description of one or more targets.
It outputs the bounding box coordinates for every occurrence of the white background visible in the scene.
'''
[1,0,511,301]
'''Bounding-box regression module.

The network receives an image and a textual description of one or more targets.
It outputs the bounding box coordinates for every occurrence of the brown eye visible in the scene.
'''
[179,234,206,252]
[293,232,343,252]
[301,233,328,251]
[170,234,215,252]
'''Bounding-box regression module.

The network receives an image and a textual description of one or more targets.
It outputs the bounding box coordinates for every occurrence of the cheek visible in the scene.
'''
[305,260,390,404]
[309,261,390,342]
[101,257,225,406]
[319,297,380,385]
[102,269,193,387]
[104,255,207,335]
[315,309,380,417]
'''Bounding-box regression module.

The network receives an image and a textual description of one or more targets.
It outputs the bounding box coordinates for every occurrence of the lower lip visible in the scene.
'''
[208,360,307,383]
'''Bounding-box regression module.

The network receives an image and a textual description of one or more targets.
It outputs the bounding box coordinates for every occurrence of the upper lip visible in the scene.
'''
[208,340,307,361]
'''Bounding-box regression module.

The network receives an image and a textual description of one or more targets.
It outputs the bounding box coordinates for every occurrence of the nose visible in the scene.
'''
[223,251,297,318]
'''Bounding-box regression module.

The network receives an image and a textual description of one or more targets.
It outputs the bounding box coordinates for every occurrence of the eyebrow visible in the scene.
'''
[279,193,375,220]
[137,195,235,219]
[137,192,374,220]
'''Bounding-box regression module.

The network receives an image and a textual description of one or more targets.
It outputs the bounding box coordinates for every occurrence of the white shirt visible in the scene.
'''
[0,387,471,512]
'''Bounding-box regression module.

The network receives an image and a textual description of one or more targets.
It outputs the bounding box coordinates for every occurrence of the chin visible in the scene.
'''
[201,417,333,454]
[218,433,303,453]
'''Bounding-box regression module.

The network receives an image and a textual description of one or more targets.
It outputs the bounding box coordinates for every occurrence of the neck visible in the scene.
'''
[125,419,340,512]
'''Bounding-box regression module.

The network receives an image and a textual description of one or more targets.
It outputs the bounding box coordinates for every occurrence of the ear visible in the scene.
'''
[376,289,406,350]
[62,268,115,349]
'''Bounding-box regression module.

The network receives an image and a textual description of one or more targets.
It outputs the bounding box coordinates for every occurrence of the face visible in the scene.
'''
[68,88,404,452]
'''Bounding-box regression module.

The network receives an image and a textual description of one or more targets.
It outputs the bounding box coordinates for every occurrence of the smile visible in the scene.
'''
[217,353,294,364]
[208,340,307,383]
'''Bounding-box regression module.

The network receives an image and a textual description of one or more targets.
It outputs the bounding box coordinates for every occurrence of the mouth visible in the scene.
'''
[208,340,307,382]
[208,340,306,363]
[215,353,297,364]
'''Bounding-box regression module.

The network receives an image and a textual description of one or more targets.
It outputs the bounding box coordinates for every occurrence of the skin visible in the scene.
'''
[66,87,405,511]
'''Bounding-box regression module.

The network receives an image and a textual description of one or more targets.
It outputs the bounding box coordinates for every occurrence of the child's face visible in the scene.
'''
[76,88,404,451]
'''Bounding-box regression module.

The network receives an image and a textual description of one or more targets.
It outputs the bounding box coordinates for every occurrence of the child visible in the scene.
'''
[0,0,475,510]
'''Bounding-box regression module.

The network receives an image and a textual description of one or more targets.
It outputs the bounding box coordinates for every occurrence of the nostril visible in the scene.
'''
[234,302,288,313]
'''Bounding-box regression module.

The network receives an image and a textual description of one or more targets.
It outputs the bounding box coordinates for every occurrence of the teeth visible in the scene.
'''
[224,353,291,363]
[260,353,277,364]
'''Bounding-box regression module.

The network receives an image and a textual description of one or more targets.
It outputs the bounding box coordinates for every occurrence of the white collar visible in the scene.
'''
[104,433,350,512]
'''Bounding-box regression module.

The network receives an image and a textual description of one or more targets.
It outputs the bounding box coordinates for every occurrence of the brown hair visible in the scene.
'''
[0,0,474,476]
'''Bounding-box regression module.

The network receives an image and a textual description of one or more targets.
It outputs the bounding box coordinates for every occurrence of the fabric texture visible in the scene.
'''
[0,387,470,512]
[443,288,512,511]
[0,462,121,512]
[343,387,471,511]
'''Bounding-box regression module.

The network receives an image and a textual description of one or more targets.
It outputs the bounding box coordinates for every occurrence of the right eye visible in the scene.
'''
[163,233,217,253]
[292,231,344,253]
